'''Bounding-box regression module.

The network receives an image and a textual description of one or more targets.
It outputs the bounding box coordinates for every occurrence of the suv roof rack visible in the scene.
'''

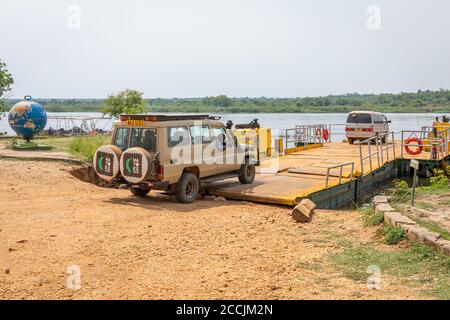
[120,114,222,122]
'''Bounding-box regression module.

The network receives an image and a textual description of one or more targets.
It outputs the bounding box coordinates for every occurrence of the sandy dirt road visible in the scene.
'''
[0,159,424,299]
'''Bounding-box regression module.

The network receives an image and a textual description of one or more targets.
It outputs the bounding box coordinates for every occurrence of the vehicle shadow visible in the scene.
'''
[102,191,244,212]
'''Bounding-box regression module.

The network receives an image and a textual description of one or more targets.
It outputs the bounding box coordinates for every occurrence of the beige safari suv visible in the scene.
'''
[93,114,257,203]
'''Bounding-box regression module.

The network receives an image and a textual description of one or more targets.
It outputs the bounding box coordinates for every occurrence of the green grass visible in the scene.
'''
[414,201,435,211]
[417,176,450,194]
[438,199,450,206]
[68,135,110,161]
[329,243,450,299]
[359,206,384,226]
[381,225,406,245]
[1,136,76,152]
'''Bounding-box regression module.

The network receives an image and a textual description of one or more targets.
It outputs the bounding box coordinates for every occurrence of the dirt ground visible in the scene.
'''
[398,193,450,233]
[0,159,428,299]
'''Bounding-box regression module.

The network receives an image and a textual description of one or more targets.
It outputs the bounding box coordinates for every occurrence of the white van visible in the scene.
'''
[345,111,390,144]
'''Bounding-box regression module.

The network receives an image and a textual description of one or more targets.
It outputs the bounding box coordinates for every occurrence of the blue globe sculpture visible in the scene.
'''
[8,96,47,141]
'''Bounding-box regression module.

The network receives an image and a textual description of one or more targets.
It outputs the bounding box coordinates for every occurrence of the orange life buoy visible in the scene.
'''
[323,129,329,141]
[404,137,423,155]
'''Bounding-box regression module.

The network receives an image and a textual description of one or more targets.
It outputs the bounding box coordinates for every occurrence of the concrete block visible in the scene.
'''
[292,203,312,223]
[373,196,388,204]
[403,225,427,241]
[301,199,317,212]
[422,231,442,246]
[384,212,416,227]
[375,203,395,214]
[435,239,450,256]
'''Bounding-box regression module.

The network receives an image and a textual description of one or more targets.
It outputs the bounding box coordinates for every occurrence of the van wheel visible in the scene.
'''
[175,172,199,203]
[348,138,354,145]
[130,187,150,197]
[381,136,387,144]
[239,158,256,184]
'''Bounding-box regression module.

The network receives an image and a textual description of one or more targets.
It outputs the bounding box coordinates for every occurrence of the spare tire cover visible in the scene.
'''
[93,145,122,181]
[120,147,154,184]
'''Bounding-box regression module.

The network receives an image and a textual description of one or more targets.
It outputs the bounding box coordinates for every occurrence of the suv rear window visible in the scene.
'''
[347,113,372,124]
[113,128,130,151]
[113,127,157,152]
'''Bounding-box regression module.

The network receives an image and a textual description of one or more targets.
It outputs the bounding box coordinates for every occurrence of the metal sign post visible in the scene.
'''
[410,159,419,206]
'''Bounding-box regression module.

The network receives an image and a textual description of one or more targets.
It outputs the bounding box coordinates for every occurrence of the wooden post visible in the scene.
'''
[410,159,419,206]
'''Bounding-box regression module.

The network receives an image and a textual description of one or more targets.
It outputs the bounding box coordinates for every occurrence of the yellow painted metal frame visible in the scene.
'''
[234,128,273,157]
[285,143,323,155]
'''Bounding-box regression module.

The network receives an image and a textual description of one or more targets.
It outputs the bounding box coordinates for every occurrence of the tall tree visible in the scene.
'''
[211,95,232,108]
[0,59,14,112]
[102,89,145,117]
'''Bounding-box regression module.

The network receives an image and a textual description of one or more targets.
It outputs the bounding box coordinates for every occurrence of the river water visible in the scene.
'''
[0,112,440,142]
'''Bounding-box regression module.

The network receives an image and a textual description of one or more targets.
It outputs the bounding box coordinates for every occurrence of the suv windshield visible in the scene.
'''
[347,113,372,124]
[113,127,157,152]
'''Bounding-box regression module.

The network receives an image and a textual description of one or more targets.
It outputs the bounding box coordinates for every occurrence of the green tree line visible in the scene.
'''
[3,89,450,114]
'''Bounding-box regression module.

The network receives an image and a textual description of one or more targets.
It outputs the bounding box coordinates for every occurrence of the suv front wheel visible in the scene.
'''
[175,172,199,203]
[239,158,256,184]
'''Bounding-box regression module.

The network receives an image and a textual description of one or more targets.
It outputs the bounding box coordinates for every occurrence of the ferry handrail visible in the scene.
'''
[325,161,355,188]
[359,132,396,176]
[327,123,347,142]
[400,128,450,161]
[285,124,327,150]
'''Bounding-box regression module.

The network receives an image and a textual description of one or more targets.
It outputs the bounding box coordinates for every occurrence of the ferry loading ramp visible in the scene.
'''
[210,128,450,208]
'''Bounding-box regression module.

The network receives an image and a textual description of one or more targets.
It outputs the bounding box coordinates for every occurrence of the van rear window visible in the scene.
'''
[347,113,372,124]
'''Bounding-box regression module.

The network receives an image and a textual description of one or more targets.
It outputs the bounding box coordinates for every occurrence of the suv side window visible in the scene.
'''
[168,127,190,147]
[113,127,130,151]
[212,127,232,150]
[189,125,212,144]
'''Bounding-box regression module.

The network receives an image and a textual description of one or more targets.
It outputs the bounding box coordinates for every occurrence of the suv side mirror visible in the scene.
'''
[387,120,392,123]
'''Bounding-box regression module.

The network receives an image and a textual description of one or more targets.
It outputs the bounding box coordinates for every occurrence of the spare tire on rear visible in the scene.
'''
[93,145,122,182]
[119,147,154,184]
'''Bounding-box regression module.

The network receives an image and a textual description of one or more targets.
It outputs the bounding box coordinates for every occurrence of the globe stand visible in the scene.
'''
[11,139,52,151]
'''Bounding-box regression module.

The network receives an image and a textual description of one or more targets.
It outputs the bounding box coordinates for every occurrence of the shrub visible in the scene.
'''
[367,211,385,226]
[392,179,410,202]
[382,225,406,245]
[429,168,449,189]
[69,135,110,161]
[360,207,384,226]
[444,166,450,177]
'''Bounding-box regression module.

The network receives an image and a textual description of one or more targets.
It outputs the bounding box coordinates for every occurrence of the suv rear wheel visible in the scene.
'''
[175,172,199,203]
[130,187,151,197]
[348,138,354,145]
[239,158,256,184]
